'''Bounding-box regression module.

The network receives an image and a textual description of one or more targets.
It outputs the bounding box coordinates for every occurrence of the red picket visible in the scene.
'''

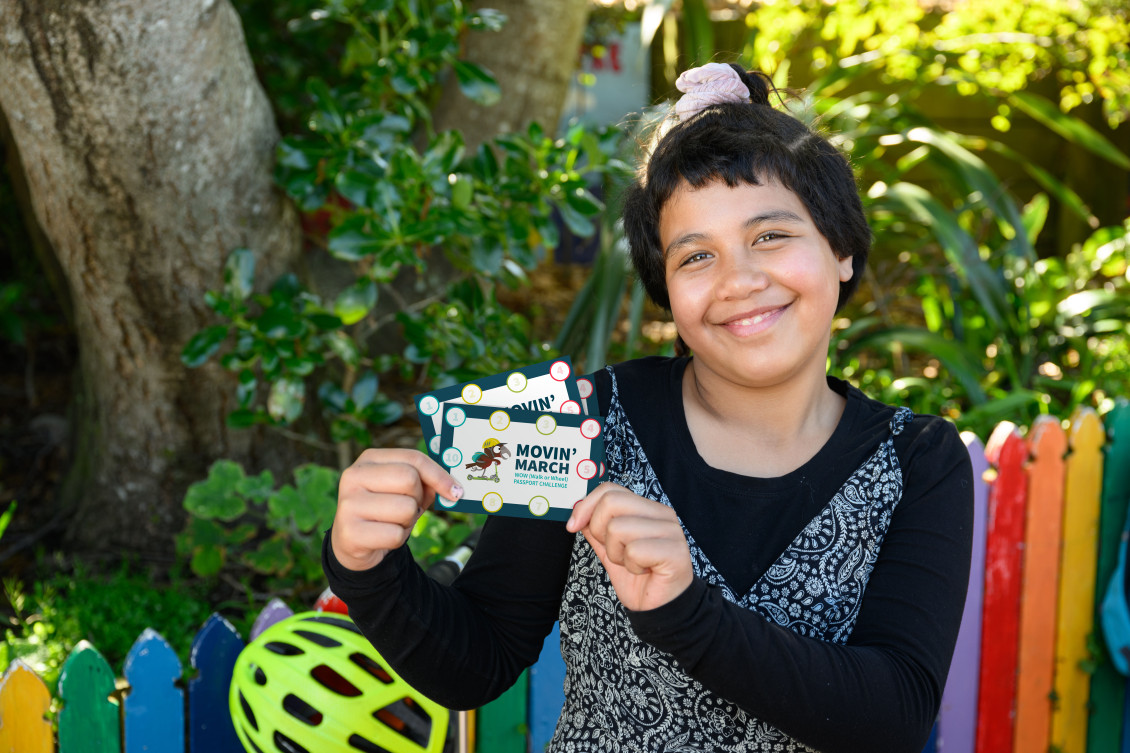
[975,422,1028,753]
[58,641,121,753]
[123,628,185,753]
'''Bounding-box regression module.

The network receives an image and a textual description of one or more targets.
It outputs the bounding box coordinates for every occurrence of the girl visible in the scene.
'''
[325,63,973,752]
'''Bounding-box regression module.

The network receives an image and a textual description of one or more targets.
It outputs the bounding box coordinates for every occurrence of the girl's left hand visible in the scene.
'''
[567,482,694,612]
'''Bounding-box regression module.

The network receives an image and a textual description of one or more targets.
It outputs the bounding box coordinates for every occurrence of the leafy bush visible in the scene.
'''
[1,564,214,693]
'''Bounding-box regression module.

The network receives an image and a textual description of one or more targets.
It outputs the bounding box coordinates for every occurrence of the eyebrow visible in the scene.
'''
[663,209,807,259]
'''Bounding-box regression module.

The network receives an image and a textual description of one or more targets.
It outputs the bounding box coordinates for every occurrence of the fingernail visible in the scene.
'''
[451,483,464,500]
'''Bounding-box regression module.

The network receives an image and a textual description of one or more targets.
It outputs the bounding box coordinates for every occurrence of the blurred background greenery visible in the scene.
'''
[0,0,1126,681]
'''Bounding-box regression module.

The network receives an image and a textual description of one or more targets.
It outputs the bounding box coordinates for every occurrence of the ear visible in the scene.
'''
[837,255,854,283]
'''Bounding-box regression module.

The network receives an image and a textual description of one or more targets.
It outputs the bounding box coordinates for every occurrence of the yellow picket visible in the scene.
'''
[1050,408,1106,753]
[0,660,53,753]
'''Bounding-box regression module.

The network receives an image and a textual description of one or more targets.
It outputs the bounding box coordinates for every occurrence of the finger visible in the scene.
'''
[583,489,677,542]
[566,482,621,533]
[331,518,417,571]
[354,448,464,502]
[340,491,425,529]
[601,515,684,568]
[619,537,689,577]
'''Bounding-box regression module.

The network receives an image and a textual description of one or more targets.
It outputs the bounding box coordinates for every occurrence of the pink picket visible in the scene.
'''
[58,641,121,753]
[0,660,53,753]
[936,432,989,752]
[975,422,1028,753]
[188,615,244,753]
[123,629,185,753]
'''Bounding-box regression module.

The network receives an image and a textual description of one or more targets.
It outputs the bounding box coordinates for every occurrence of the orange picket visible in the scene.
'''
[1013,415,1067,753]
[0,661,53,753]
[1051,408,1106,753]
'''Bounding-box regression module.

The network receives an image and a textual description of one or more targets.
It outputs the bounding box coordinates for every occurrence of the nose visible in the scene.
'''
[716,250,769,300]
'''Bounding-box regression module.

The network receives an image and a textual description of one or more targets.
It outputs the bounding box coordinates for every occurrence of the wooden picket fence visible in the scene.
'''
[2,401,1130,753]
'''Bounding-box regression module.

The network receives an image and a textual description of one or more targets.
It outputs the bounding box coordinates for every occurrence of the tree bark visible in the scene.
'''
[432,0,591,149]
[0,0,304,555]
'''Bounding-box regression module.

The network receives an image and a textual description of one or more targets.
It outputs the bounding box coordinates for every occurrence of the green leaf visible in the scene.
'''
[184,460,247,521]
[453,61,501,107]
[244,537,292,575]
[191,547,224,578]
[556,201,595,238]
[181,326,229,368]
[267,376,306,424]
[236,470,275,502]
[1009,92,1130,170]
[333,280,378,325]
[352,371,378,409]
[1021,193,1049,246]
[328,216,381,260]
[0,501,15,541]
[224,248,256,301]
[294,464,340,531]
[843,326,988,404]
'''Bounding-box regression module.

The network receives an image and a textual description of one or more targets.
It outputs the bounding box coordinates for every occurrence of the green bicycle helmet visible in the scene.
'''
[229,611,449,753]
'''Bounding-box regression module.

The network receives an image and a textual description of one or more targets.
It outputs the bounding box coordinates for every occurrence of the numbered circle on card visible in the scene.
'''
[580,419,602,439]
[599,461,606,478]
[489,410,511,431]
[441,447,463,468]
[560,400,581,415]
[429,435,442,455]
[577,378,593,399]
[507,372,528,392]
[482,492,504,513]
[577,459,597,480]
[418,396,440,416]
[550,360,572,381]
[461,384,483,404]
[445,407,466,427]
[528,496,550,517]
[536,414,557,435]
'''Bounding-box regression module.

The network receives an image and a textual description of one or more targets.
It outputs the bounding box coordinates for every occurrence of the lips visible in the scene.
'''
[715,303,790,336]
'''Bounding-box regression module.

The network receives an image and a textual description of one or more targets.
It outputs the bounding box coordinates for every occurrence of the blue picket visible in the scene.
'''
[188,614,244,753]
[123,628,184,753]
[529,621,567,751]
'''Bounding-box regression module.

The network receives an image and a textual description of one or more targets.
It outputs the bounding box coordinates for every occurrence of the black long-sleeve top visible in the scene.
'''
[324,357,974,752]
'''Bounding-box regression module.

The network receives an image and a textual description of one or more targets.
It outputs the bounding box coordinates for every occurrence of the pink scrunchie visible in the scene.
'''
[674,63,750,121]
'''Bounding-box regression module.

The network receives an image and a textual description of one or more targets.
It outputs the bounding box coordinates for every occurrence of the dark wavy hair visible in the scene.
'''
[621,64,871,315]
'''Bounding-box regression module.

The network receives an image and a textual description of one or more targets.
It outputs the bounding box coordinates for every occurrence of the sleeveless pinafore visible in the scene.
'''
[549,366,912,752]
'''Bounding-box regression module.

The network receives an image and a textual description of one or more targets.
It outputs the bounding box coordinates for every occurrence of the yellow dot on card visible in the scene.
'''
[507,372,528,392]
[528,496,550,516]
[462,384,483,403]
[482,492,503,513]
[490,410,511,431]
[536,414,557,435]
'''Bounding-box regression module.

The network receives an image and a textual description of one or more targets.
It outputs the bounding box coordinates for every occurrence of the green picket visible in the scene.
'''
[58,641,121,753]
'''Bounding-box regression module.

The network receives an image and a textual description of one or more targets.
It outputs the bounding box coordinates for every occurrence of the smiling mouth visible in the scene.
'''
[721,305,788,328]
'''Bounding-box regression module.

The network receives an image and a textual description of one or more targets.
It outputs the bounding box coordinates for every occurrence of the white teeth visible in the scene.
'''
[735,314,767,326]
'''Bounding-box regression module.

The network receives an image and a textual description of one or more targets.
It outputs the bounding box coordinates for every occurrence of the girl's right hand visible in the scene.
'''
[331,448,464,572]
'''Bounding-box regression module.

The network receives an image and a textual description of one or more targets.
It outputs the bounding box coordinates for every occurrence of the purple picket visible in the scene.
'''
[249,597,293,640]
[936,432,989,752]
[188,614,244,753]
[57,641,121,753]
[123,628,185,753]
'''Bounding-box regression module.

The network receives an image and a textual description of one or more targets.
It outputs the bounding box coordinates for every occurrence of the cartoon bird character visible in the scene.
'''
[465,438,510,481]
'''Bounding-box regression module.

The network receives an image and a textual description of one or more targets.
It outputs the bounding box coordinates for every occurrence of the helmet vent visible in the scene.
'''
[374,697,432,746]
[241,723,265,753]
[254,666,267,685]
[273,730,312,753]
[264,641,305,656]
[305,614,363,635]
[294,629,342,648]
[310,663,362,697]
[283,693,324,726]
[350,652,394,684]
[238,689,259,731]
[347,734,392,753]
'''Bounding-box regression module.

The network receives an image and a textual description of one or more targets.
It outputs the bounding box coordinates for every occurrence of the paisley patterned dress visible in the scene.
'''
[549,366,912,752]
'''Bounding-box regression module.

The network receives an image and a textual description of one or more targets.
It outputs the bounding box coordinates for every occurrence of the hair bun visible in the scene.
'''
[728,64,771,106]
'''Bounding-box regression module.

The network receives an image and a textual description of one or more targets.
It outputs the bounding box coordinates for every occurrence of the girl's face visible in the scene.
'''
[660,179,854,389]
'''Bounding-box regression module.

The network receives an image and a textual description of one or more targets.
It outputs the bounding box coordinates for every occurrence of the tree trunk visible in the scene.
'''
[0,0,304,556]
[432,0,591,149]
